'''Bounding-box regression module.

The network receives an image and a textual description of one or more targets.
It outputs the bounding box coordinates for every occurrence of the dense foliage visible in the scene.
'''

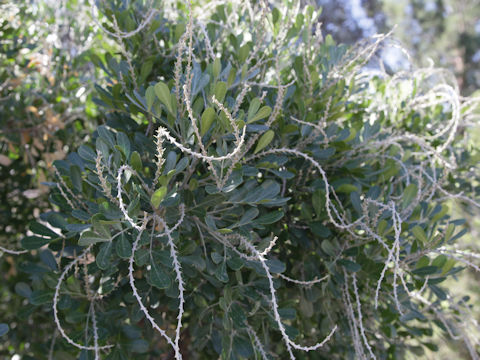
[2,1,480,359]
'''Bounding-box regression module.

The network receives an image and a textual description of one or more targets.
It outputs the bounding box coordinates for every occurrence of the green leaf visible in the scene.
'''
[238,44,251,64]
[117,132,131,157]
[265,258,285,273]
[211,252,223,264]
[214,81,227,103]
[310,222,331,238]
[411,266,438,276]
[30,290,52,305]
[201,107,216,136]
[402,184,418,209]
[235,207,259,227]
[151,186,167,208]
[78,145,96,162]
[336,184,359,194]
[442,258,456,275]
[411,225,428,244]
[432,255,447,268]
[129,339,149,354]
[79,231,109,246]
[130,151,142,172]
[445,223,455,242]
[116,234,132,259]
[338,259,361,272]
[96,241,113,270]
[140,60,153,81]
[70,165,82,192]
[344,127,357,142]
[321,240,336,257]
[135,249,149,267]
[247,106,272,123]
[98,125,115,148]
[300,296,314,317]
[174,23,186,42]
[0,324,9,337]
[145,86,156,111]
[215,262,229,283]
[229,303,246,327]
[30,221,60,238]
[312,189,324,217]
[227,66,237,87]
[416,256,430,269]
[377,220,388,236]
[247,98,261,122]
[149,261,170,289]
[21,236,50,250]
[154,82,174,114]
[254,130,274,154]
[432,204,449,222]
[254,210,284,225]
[15,282,32,298]
[213,57,221,78]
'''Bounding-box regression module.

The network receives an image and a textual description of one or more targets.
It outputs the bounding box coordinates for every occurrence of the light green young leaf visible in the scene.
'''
[248,106,272,123]
[214,81,227,103]
[247,98,261,122]
[254,130,274,154]
[402,184,418,209]
[146,86,156,111]
[336,184,358,194]
[130,151,142,172]
[213,57,221,78]
[151,186,167,208]
[201,107,216,136]
[238,44,251,64]
[412,225,428,244]
[154,81,173,114]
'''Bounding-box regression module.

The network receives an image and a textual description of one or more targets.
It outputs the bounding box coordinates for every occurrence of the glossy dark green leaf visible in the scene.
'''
[30,221,60,238]
[116,234,132,259]
[229,303,246,327]
[21,236,50,250]
[117,132,131,157]
[97,241,113,270]
[148,261,170,289]
[254,210,284,225]
[214,262,229,283]
[412,266,438,276]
